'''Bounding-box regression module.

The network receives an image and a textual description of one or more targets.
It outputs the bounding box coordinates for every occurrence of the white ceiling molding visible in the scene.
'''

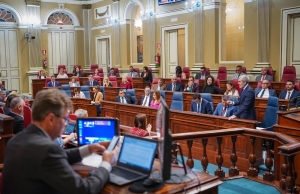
[41,0,103,5]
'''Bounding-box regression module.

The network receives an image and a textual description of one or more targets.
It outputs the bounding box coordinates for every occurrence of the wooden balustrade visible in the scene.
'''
[229,135,239,176]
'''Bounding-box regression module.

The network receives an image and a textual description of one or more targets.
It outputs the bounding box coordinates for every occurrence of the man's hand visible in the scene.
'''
[88,141,110,154]
[228,115,236,120]
[102,150,115,164]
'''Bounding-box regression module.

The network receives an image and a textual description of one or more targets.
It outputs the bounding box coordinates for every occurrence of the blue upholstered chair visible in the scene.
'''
[100,86,105,99]
[126,89,137,104]
[80,86,91,99]
[201,93,214,111]
[170,92,184,111]
[256,96,279,131]
[159,90,165,99]
[61,84,71,97]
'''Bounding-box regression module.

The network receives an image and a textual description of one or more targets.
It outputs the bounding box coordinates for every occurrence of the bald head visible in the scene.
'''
[10,97,25,116]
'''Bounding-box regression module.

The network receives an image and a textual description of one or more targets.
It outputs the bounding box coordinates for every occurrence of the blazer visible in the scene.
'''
[47,81,60,87]
[69,82,80,87]
[255,74,273,82]
[141,72,153,83]
[213,103,237,117]
[279,90,300,106]
[119,82,132,89]
[190,99,213,114]
[93,92,103,104]
[0,86,6,91]
[127,71,139,78]
[195,73,210,80]
[141,94,152,106]
[73,72,83,77]
[151,84,166,91]
[254,88,277,98]
[85,80,99,86]
[232,72,245,80]
[7,111,24,134]
[108,73,118,77]
[115,94,137,104]
[166,82,182,91]
[183,83,199,93]
[233,85,256,120]
[3,124,109,194]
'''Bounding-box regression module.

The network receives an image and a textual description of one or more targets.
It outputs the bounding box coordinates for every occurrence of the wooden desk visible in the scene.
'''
[255,98,289,122]
[0,114,14,163]
[71,98,97,117]
[101,101,261,172]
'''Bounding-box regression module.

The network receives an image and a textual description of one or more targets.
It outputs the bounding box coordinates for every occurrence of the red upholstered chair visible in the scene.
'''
[133,68,140,77]
[98,68,103,73]
[215,79,220,88]
[93,76,101,85]
[68,114,77,121]
[0,107,4,114]
[232,79,241,94]
[90,64,99,73]
[206,68,210,75]
[242,67,246,74]
[109,76,118,87]
[114,68,120,77]
[148,67,152,74]
[267,68,274,77]
[176,78,182,84]
[295,82,300,91]
[152,78,159,85]
[217,66,227,80]
[99,73,104,77]
[127,76,133,88]
[183,67,190,79]
[23,105,32,128]
[281,66,296,82]
[58,65,67,73]
[45,77,52,87]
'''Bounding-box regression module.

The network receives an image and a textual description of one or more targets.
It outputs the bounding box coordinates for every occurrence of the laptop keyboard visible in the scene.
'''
[111,167,142,180]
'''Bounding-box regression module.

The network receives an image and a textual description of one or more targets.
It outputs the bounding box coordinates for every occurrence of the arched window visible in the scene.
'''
[47,12,73,25]
[0,8,16,22]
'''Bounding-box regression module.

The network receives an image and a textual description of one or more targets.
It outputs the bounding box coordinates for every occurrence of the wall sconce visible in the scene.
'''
[25,32,36,42]
[140,9,154,20]
[185,1,201,13]
[106,17,119,26]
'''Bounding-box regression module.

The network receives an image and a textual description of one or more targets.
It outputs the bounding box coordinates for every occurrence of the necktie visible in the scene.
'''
[260,89,265,98]
[197,103,199,113]
[172,84,175,91]
[237,74,240,78]
[121,97,124,103]
[190,86,192,92]
[261,76,265,81]
[287,92,291,100]
[90,81,92,86]
[222,107,227,117]
[142,96,148,106]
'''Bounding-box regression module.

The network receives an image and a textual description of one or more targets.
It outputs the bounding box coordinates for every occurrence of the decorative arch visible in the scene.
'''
[44,8,80,26]
[123,0,145,20]
[0,3,22,23]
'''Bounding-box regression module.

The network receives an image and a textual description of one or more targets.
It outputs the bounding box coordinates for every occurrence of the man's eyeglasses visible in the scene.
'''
[55,115,69,124]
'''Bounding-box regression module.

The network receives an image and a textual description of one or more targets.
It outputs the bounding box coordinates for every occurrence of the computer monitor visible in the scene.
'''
[76,117,119,146]
[63,123,76,135]
[156,98,172,181]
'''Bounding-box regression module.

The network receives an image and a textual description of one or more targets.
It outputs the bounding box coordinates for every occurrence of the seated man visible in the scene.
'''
[166,76,182,91]
[47,75,60,87]
[115,89,137,104]
[108,68,117,77]
[279,80,300,106]
[254,80,276,98]
[183,76,199,92]
[0,80,6,91]
[232,65,246,80]
[213,95,237,117]
[75,108,88,117]
[127,66,139,77]
[3,89,114,193]
[255,67,273,82]
[151,78,166,90]
[190,93,213,114]
[141,86,152,107]
[7,97,25,134]
[0,90,6,104]
[195,67,210,80]
[85,75,99,86]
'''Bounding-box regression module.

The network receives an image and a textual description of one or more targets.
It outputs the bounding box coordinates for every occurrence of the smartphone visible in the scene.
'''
[107,136,120,151]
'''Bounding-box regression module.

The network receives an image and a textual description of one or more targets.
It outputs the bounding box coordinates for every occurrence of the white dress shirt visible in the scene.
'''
[142,95,150,106]
[225,90,239,97]
[57,74,68,78]
[74,91,86,98]
[285,90,294,100]
[257,88,270,98]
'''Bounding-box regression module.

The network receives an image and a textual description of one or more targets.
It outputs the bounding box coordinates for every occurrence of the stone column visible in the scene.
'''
[113,0,120,67]
[82,4,92,69]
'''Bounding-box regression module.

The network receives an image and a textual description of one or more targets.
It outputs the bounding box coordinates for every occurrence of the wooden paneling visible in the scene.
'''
[0,114,14,163]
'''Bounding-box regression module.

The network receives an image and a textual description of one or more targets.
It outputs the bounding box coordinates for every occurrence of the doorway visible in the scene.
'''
[96,36,111,75]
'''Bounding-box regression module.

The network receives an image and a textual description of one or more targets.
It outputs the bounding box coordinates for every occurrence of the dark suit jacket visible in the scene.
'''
[190,99,213,114]
[47,81,60,87]
[73,72,83,77]
[166,82,182,91]
[195,73,210,80]
[254,88,277,97]
[115,94,137,104]
[233,85,256,120]
[213,103,237,117]
[3,124,109,194]
[184,83,199,93]
[85,80,99,86]
[279,90,300,106]
[141,72,153,83]
[255,74,273,82]
[141,94,152,106]
[7,112,24,134]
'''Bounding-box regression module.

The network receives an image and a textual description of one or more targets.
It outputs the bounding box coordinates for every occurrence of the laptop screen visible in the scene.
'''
[77,118,119,146]
[63,123,76,135]
[118,135,157,172]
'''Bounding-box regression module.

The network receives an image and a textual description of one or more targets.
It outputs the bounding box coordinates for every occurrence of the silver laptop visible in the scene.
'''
[110,134,158,185]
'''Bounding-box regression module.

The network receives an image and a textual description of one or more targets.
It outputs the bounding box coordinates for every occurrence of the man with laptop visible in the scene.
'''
[3,89,115,194]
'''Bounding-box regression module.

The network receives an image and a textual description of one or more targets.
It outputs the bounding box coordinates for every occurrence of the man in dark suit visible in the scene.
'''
[190,93,213,114]
[229,75,256,120]
[7,97,25,134]
[183,76,199,93]
[254,80,277,98]
[108,68,118,77]
[141,86,152,107]
[279,80,300,107]
[166,76,182,91]
[115,89,137,104]
[3,89,114,193]
[151,78,166,90]
[86,75,99,86]
[213,95,237,117]
[232,65,246,80]
[47,75,60,87]
[195,67,210,80]
[255,67,273,82]
[0,80,6,91]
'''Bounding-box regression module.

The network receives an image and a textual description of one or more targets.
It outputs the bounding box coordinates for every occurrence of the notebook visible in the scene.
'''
[110,134,158,185]
[76,117,119,146]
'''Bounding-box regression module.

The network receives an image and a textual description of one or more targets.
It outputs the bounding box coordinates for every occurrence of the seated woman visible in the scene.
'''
[38,69,47,79]
[119,76,132,89]
[103,76,113,87]
[176,66,186,79]
[73,88,86,98]
[141,66,153,83]
[202,75,223,94]
[150,90,161,108]
[92,85,103,116]
[224,81,239,97]
[57,68,68,78]
[93,68,101,77]
[69,76,80,87]
[73,66,83,77]
[130,114,152,137]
